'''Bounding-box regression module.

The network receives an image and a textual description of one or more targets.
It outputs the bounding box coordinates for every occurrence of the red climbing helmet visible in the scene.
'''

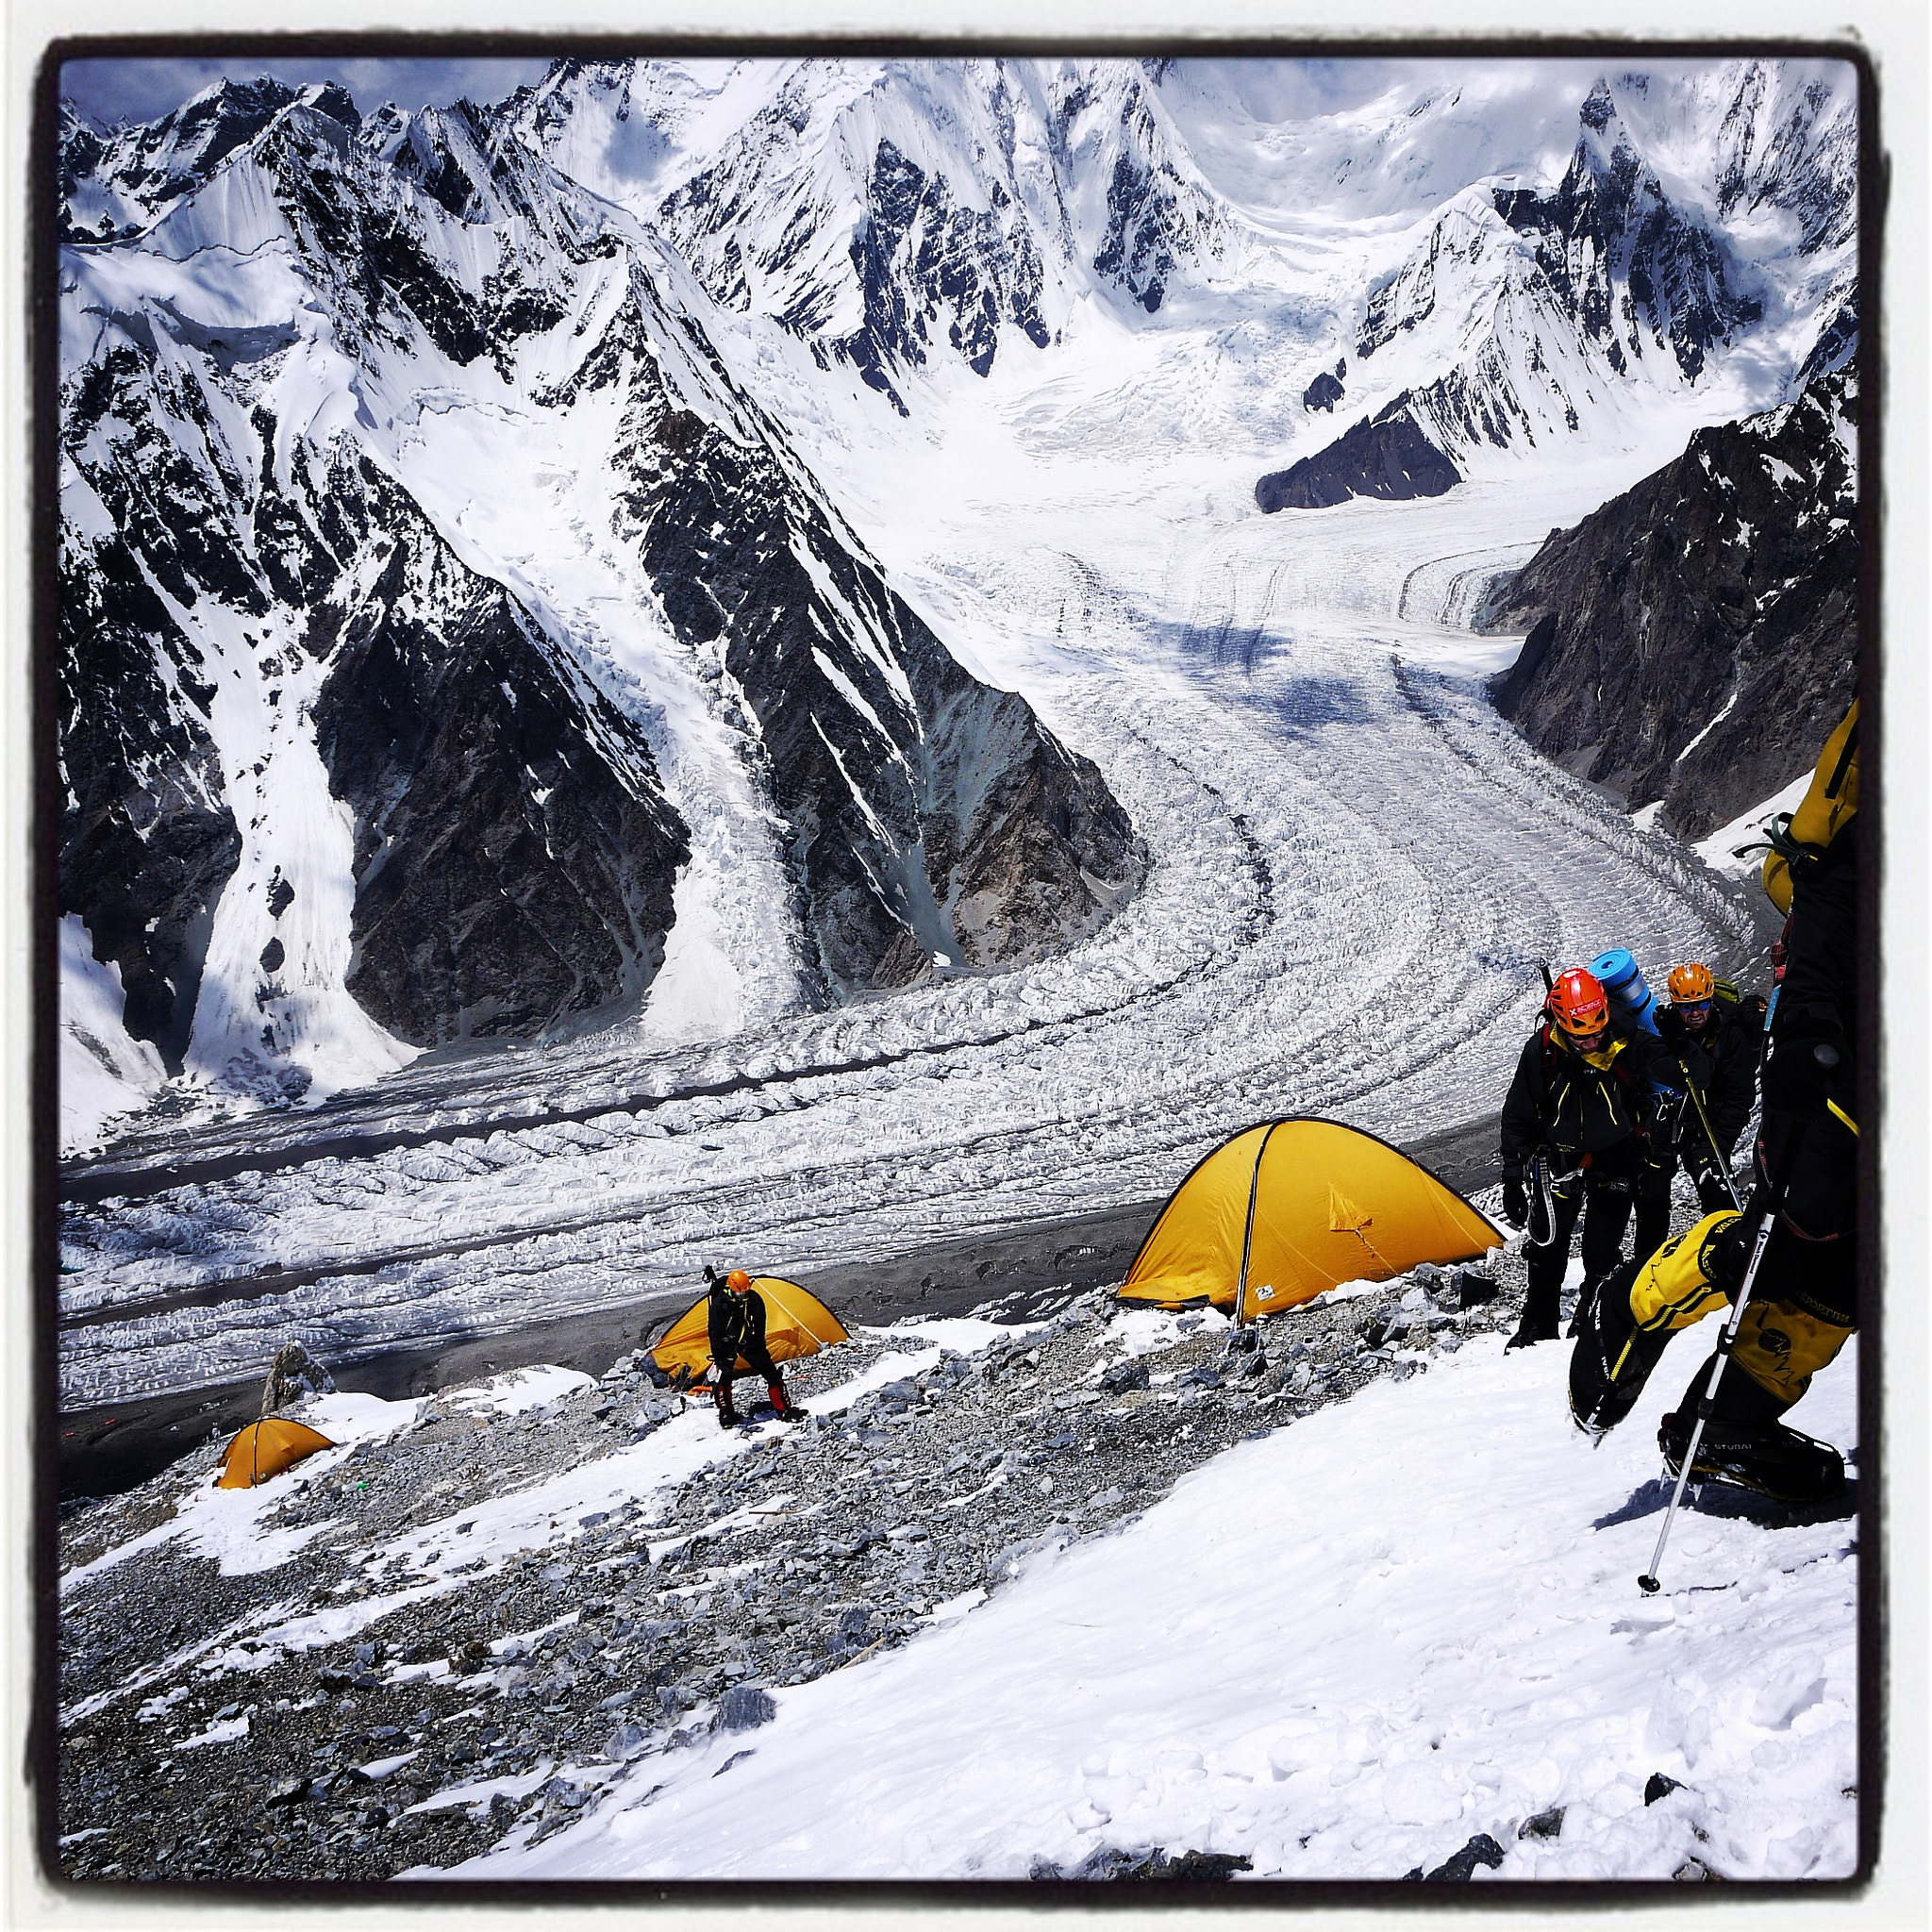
[1548,967,1610,1040]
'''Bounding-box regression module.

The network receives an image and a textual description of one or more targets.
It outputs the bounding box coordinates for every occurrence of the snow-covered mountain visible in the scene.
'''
[57,53,1854,1147]
[1257,62,1857,509]
[509,58,1232,413]
[58,75,1143,1129]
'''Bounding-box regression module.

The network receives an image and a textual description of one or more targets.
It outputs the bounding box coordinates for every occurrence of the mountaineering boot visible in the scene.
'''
[1570,1212,1745,1431]
[1507,1279,1561,1350]
[715,1380,739,1431]
[1568,1257,1668,1436]
[769,1378,808,1423]
[1657,1408,1844,1505]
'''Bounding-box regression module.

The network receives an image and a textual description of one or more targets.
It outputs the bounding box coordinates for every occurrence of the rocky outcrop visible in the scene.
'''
[1257,396,1459,512]
[1303,367,1345,412]
[260,1342,335,1415]
[1476,367,1857,840]
[308,469,690,1045]
[598,269,1143,994]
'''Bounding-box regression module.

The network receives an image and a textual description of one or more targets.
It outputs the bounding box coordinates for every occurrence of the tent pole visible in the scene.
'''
[1233,1124,1275,1331]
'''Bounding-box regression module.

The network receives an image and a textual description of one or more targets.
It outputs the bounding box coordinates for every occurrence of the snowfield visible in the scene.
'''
[58,1284,1858,1885]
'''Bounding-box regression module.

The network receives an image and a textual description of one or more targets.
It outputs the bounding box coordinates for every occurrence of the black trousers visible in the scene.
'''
[1631,1154,1677,1274]
[1523,1173,1633,1336]
[1672,1108,1858,1425]
[718,1340,784,1402]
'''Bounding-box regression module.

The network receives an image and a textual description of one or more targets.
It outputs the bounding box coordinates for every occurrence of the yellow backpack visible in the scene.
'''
[1761,701,1857,916]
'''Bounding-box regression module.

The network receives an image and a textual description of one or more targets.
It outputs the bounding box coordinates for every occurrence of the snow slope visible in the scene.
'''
[453,1322,1857,1882]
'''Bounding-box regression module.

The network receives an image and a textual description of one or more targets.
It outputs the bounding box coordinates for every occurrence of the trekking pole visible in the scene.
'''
[1676,1060,1743,1211]
[1637,1070,1824,1594]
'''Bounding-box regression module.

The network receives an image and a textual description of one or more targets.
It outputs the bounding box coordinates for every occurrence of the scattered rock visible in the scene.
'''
[717,1685,776,1733]
[1034,1844,1253,1881]
[1518,1805,1566,1840]
[1420,1833,1507,1881]
[260,1343,335,1416]
[1644,1773,1688,1805]
[58,1263,1541,1883]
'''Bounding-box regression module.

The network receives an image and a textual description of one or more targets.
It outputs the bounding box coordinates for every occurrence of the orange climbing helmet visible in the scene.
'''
[1548,967,1610,1039]
[725,1269,753,1293]
[1668,961,1715,1005]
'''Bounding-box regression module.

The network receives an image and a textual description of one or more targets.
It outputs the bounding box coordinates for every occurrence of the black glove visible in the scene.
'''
[1762,1022,1850,1123]
[1654,1005,1690,1053]
[1693,1167,1736,1214]
[1501,1176,1529,1228]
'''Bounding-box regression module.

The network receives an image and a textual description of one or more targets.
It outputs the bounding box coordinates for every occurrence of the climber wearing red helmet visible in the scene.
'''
[1497,966,1676,1348]
[705,1266,808,1430]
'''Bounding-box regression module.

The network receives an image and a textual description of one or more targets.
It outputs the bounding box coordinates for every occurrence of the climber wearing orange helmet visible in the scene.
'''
[705,1265,807,1429]
[1629,960,1765,1263]
[1497,966,1676,1348]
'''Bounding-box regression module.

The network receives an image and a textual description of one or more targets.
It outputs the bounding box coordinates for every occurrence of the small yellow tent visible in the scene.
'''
[651,1277,850,1379]
[217,1417,336,1490]
[1119,1119,1503,1321]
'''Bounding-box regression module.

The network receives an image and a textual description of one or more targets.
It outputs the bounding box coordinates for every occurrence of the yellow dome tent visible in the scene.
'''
[1119,1119,1503,1321]
[216,1416,336,1490]
[650,1276,850,1379]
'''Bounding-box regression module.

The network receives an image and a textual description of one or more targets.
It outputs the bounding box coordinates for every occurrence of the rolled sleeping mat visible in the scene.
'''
[1591,947,1680,1094]
[1591,948,1661,1036]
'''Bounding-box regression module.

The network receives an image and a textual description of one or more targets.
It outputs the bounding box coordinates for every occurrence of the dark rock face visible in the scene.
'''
[1058,71,1224,318]
[1711,64,1857,256]
[58,346,248,1074]
[1303,370,1344,412]
[1477,368,1857,841]
[1479,81,1761,384]
[833,137,1054,408]
[593,264,1144,993]
[1257,397,1460,512]
[308,470,690,1045]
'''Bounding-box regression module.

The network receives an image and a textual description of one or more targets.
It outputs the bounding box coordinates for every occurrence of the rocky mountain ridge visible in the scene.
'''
[1477,366,1858,841]
[58,74,1144,1126]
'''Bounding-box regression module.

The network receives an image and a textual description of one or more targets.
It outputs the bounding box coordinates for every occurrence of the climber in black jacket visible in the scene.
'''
[1498,965,1677,1348]
[1630,960,1763,1265]
[707,1268,807,1429]
[1653,703,1859,1502]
